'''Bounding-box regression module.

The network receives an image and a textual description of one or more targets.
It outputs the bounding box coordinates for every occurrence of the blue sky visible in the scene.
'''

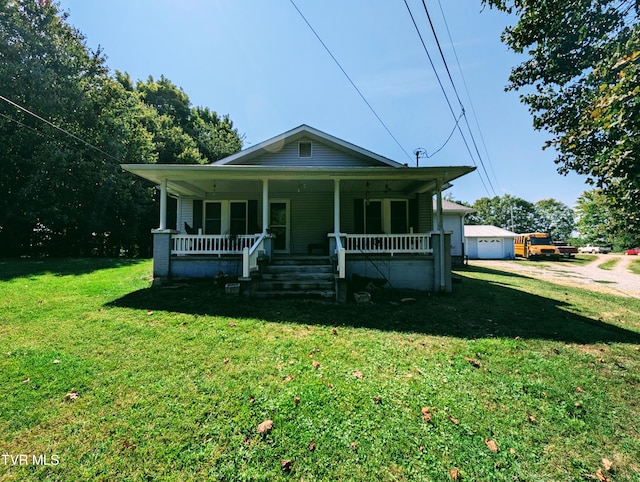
[58,0,590,207]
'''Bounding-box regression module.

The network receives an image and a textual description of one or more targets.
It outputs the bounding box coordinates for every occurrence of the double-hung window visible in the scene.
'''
[203,201,247,235]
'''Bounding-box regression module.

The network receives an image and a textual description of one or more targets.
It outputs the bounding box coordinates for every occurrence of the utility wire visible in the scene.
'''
[426,109,464,158]
[0,94,120,163]
[402,0,492,196]
[435,0,500,188]
[418,0,497,196]
[288,0,414,164]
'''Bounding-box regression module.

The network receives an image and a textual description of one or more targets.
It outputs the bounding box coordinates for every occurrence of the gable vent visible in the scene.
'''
[298,141,312,158]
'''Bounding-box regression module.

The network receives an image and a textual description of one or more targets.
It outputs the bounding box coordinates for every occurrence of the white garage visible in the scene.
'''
[464,225,516,260]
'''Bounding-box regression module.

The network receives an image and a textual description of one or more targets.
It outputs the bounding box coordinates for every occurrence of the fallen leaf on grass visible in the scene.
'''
[284,375,294,382]
[350,442,358,449]
[65,391,78,401]
[449,416,459,425]
[308,440,316,451]
[527,414,537,423]
[509,448,516,455]
[576,386,584,392]
[331,328,338,335]
[465,357,480,368]
[21,378,30,384]
[257,420,273,434]
[147,310,153,316]
[601,458,613,471]
[596,468,611,481]
[373,396,382,404]
[484,439,499,453]
[228,322,237,327]
[294,396,300,406]
[312,360,321,369]
[280,459,292,472]
[421,407,433,422]
[353,370,364,379]
[53,359,61,364]
[223,358,230,364]
[449,468,460,480]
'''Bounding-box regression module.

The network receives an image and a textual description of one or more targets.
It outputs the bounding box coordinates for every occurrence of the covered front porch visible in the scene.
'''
[138,167,465,295]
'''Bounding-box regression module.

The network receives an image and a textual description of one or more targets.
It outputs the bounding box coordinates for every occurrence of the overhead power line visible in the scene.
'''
[402,0,496,197]
[435,0,500,189]
[418,0,497,195]
[0,94,121,163]
[288,0,414,164]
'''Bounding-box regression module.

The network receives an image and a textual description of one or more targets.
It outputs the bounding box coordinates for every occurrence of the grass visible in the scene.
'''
[598,258,621,271]
[570,254,598,266]
[629,258,640,275]
[1,259,639,481]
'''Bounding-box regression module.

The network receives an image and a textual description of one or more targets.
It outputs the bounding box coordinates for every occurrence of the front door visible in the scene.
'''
[269,200,290,253]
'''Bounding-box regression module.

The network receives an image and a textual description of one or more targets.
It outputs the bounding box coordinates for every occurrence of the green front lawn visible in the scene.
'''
[1,259,639,481]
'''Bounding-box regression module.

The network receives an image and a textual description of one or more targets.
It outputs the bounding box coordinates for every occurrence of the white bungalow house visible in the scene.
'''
[122,125,475,300]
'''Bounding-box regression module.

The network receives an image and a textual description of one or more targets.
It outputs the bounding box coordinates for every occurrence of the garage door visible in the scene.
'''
[477,238,503,259]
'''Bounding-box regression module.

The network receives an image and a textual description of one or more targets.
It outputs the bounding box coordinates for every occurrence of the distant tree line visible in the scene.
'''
[463,191,639,250]
[463,194,576,242]
[0,1,242,258]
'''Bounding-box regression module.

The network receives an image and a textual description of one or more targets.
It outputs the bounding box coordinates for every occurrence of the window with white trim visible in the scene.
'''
[203,201,248,235]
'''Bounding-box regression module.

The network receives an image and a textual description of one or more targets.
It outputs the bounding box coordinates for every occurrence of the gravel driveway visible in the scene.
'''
[469,255,640,299]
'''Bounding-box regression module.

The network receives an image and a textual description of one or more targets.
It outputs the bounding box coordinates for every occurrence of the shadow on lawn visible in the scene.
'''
[108,265,640,345]
[0,257,148,281]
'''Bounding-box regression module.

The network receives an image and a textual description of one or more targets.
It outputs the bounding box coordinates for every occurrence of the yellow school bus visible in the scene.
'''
[514,233,560,259]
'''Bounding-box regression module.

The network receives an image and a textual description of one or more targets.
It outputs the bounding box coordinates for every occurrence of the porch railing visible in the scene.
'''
[333,233,346,279]
[344,233,432,255]
[172,234,259,255]
[242,232,270,278]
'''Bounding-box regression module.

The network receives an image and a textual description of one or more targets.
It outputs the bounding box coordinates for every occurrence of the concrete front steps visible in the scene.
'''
[253,256,336,299]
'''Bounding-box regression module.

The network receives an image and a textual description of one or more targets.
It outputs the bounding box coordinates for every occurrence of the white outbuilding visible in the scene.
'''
[464,225,517,260]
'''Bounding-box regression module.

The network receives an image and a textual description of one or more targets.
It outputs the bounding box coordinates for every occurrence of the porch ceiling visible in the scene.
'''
[121,164,476,197]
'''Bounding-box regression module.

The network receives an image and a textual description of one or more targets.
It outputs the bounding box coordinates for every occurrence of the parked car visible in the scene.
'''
[625,247,640,255]
[578,244,612,254]
[553,241,578,258]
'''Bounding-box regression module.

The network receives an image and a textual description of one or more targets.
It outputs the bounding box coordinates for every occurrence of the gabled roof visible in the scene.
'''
[433,199,476,214]
[464,225,517,238]
[121,124,476,197]
[213,124,404,168]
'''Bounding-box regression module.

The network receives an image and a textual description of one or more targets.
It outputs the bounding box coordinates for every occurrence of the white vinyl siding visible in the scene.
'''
[230,138,384,167]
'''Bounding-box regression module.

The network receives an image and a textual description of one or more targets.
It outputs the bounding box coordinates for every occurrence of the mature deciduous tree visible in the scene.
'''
[534,198,575,241]
[575,189,613,245]
[468,194,575,238]
[133,75,243,164]
[0,1,242,256]
[482,0,640,241]
[468,194,539,233]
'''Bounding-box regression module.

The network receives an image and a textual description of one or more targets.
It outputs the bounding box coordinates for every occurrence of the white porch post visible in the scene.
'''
[159,178,168,230]
[436,179,445,291]
[333,178,341,234]
[262,179,269,234]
